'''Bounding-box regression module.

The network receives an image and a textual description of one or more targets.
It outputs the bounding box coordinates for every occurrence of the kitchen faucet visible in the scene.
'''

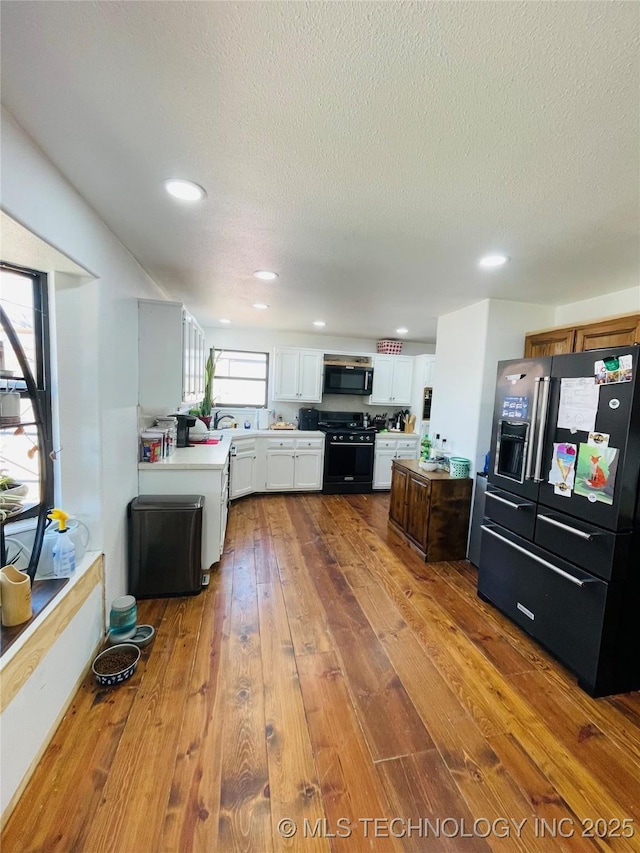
[213,412,235,429]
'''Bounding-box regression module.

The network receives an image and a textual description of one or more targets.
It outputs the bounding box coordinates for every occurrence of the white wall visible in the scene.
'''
[205,326,435,357]
[429,299,554,472]
[554,286,640,327]
[1,106,166,817]
[2,107,165,603]
[1,573,103,818]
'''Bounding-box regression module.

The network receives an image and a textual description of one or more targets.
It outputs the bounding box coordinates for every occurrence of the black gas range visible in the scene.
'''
[317,411,376,494]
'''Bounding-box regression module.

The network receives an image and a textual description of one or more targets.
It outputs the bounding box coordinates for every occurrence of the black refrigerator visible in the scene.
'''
[478,345,640,696]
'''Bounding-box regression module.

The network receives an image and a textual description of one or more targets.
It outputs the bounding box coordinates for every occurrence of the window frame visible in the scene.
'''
[0,262,54,529]
[212,348,269,408]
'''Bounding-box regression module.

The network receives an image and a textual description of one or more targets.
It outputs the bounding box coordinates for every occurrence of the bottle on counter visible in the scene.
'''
[48,508,76,578]
[440,438,451,472]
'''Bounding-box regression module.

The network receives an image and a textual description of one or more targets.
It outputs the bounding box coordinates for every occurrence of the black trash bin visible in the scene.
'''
[127,495,204,597]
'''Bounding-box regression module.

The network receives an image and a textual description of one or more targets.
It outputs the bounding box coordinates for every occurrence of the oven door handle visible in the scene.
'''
[328,441,373,448]
[481,525,595,587]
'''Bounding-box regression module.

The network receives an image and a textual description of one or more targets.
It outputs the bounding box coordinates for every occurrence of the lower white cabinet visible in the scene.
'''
[264,436,324,492]
[230,438,258,499]
[138,459,229,570]
[373,435,420,489]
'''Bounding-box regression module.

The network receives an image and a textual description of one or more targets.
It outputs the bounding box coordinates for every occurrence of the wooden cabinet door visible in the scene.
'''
[294,450,323,490]
[374,447,397,490]
[230,452,256,499]
[389,463,409,527]
[297,350,323,402]
[524,328,575,359]
[273,348,300,400]
[405,473,431,551]
[390,356,414,405]
[265,451,295,490]
[370,355,394,403]
[575,315,640,352]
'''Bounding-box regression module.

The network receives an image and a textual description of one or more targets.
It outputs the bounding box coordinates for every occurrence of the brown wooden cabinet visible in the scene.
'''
[388,459,472,561]
[575,315,640,351]
[525,313,640,358]
[523,327,575,359]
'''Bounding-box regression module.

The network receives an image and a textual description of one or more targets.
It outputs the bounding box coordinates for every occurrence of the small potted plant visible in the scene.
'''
[0,472,29,521]
[197,348,218,429]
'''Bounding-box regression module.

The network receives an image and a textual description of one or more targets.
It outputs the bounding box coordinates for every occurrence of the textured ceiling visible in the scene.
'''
[1,1,639,343]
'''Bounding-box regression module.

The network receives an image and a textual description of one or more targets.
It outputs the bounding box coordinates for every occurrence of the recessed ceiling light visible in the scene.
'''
[313,320,326,327]
[478,254,509,268]
[253,270,279,281]
[252,303,269,310]
[396,327,409,334]
[219,318,231,324]
[163,179,207,202]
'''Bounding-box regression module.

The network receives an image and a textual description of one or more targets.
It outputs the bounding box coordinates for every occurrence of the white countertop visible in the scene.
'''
[375,431,420,439]
[138,429,418,471]
[137,429,325,471]
[138,433,232,470]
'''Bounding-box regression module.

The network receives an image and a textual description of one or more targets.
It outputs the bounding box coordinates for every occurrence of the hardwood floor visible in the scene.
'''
[4,493,640,852]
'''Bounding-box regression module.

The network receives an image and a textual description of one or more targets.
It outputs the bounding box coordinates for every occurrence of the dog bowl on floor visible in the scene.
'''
[129,624,155,648]
[92,643,140,687]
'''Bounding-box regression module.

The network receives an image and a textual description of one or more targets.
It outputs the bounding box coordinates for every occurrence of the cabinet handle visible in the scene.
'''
[486,492,532,510]
[481,525,593,587]
[538,514,599,540]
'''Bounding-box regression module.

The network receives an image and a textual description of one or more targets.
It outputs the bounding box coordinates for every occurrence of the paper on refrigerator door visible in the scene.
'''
[556,377,600,433]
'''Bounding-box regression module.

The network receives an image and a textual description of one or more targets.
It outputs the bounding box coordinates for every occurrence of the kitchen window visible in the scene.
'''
[212,350,268,407]
[1,262,54,569]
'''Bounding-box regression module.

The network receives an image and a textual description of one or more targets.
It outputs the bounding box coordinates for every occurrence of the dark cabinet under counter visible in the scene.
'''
[389,459,472,561]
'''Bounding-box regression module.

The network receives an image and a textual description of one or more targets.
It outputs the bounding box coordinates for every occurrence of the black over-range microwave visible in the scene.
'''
[323,364,374,395]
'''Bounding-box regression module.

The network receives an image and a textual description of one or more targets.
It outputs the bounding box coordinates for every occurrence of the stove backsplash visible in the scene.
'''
[275,394,413,430]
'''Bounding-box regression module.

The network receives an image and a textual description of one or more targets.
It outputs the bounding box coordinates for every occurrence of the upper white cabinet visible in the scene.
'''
[369,355,414,405]
[272,347,323,402]
[411,354,436,421]
[139,299,205,411]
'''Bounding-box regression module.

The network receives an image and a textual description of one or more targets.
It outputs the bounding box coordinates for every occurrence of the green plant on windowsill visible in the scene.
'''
[193,347,220,427]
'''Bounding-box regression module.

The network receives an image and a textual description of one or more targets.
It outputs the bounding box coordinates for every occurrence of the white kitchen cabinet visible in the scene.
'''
[411,354,436,423]
[272,347,323,402]
[294,439,324,489]
[264,435,324,491]
[373,435,420,489]
[369,355,414,406]
[139,299,205,411]
[230,438,258,499]
[138,459,229,569]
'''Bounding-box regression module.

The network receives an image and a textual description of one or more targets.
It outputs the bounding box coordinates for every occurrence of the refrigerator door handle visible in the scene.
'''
[538,514,600,540]
[481,524,595,588]
[486,491,533,510]
[533,376,551,483]
[524,377,541,480]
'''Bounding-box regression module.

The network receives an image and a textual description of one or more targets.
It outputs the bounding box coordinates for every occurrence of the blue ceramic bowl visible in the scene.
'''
[92,643,140,687]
